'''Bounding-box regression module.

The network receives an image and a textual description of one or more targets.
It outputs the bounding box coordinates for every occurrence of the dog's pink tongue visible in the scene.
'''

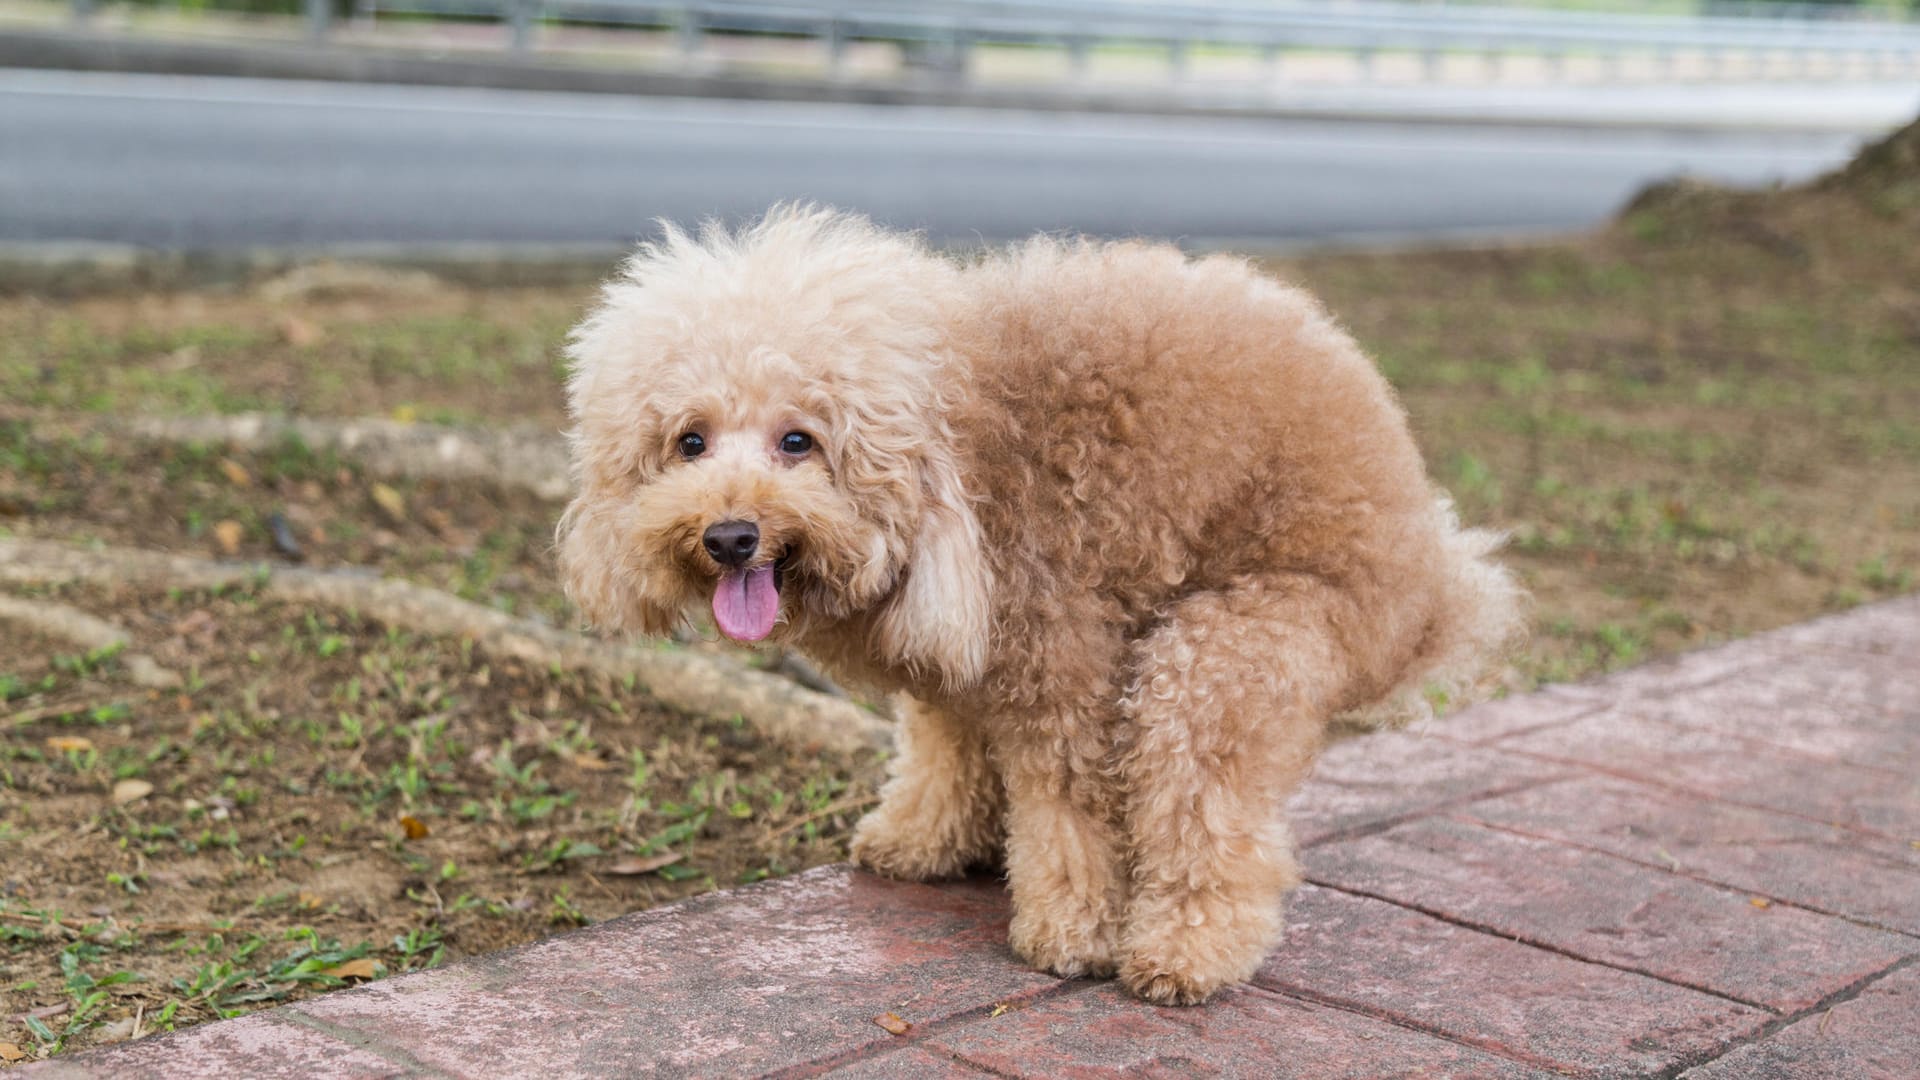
[713,566,779,642]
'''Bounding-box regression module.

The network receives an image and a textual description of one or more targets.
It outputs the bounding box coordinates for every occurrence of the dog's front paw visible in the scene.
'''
[1119,952,1231,1006]
[849,809,971,882]
[1118,900,1278,1006]
[1119,957,1219,1007]
[1009,903,1120,979]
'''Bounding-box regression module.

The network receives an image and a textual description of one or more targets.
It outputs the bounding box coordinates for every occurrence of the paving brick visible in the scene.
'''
[1541,640,1784,710]
[1306,818,1917,1013]
[1684,962,1920,1080]
[1462,775,1920,935]
[1290,731,1569,847]
[19,1011,411,1079]
[286,866,1057,1079]
[818,1046,993,1078]
[923,983,1548,1079]
[1257,885,1767,1078]
[1764,593,1920,661]
[1624,651,1920,772]
[1496,711,1920,841]
[1418,689,1606,745]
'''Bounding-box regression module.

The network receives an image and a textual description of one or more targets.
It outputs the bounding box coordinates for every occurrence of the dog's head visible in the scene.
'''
[557,206,992,686]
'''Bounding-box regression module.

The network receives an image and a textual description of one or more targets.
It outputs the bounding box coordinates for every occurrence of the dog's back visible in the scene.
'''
[944,237,1523,721]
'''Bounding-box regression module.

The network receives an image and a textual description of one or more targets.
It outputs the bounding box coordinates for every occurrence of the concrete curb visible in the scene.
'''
[0,242,625,295]
[0,228,1587,295]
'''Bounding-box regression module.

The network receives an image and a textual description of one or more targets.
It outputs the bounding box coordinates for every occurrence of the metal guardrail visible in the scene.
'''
[83,0,1920,81]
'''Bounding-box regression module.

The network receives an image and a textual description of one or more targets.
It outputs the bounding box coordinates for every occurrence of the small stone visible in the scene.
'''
[267,511,304,560]
[126,654,183,690]
[112,779,154,805]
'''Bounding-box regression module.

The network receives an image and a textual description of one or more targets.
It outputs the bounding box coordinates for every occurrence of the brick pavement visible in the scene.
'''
[27,594,1920,1078]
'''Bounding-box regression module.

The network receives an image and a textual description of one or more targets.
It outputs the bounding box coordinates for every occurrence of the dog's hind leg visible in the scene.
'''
[1116,572,1356,1005]
[850,698,1003,881]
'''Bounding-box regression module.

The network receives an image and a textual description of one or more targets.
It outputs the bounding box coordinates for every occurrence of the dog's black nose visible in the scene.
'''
[702,520,759,567]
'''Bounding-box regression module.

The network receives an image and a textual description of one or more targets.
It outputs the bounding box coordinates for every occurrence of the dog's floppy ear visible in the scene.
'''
[872,442,994,687]
[555,492,680,638]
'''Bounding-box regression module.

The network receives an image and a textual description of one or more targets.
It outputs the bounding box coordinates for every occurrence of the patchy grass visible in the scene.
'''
[0,284,577,428]
[2,584,876,1059]
[1292,185,1920,681]
[4,120,1919,1060]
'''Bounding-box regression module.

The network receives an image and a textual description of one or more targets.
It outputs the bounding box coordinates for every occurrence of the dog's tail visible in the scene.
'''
[1337,498,1529,731]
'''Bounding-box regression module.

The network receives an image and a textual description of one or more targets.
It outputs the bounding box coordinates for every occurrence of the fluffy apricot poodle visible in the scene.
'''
[558,206,1524,1004]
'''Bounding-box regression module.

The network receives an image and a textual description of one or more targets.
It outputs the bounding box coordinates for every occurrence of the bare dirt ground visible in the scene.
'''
[3,121,1917,1063]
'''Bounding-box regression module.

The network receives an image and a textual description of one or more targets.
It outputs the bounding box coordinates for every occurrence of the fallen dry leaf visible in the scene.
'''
[1749,897,1773,909]
[570,752,614,772]
[399,815,430,840]
[212,519,245,556]
[0,1043,25,1062]
[175,608,218,640]
[369,483,407,525]
[217,458,252,487]
[324,958,380,981]
[94,1016,139,1044]
[419,505,452,534]
[873,1012,912,1036]
[112,779,155,805]
[606,852,684,876]
[46,736,95,754]
[280,315,324,348]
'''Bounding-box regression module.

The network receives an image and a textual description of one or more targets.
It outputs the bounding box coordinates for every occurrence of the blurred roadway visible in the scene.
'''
[0,69,1876,250]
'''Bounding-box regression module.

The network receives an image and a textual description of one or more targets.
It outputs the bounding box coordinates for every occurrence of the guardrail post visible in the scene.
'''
[1168,38,1187,80]
[307,0,330,41]
[507,0,533,53]
[1260,42,1280,82]
[70,0,93,25]
[825,18,847,76]
[950,28,972,83]
[676,8,702,62]
[1068,34,1091,80]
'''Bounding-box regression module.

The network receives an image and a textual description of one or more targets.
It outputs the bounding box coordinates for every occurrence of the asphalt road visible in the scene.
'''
[0,68,1876,250]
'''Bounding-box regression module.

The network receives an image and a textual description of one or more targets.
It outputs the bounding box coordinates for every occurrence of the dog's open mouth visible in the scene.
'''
[711,552,791,642]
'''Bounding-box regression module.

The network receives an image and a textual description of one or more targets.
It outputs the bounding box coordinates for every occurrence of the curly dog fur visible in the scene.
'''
[558,206,1525,1004]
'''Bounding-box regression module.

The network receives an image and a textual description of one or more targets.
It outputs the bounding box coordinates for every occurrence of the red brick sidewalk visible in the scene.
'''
[28,596,1920,1078]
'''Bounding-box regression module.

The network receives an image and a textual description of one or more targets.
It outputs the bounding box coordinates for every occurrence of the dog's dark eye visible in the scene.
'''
[779,432,813,456]
[677,432,706,459]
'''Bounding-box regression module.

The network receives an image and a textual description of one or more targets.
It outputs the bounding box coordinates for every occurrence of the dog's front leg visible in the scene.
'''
[850,697,1003,880]
[992,717,1127,980]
